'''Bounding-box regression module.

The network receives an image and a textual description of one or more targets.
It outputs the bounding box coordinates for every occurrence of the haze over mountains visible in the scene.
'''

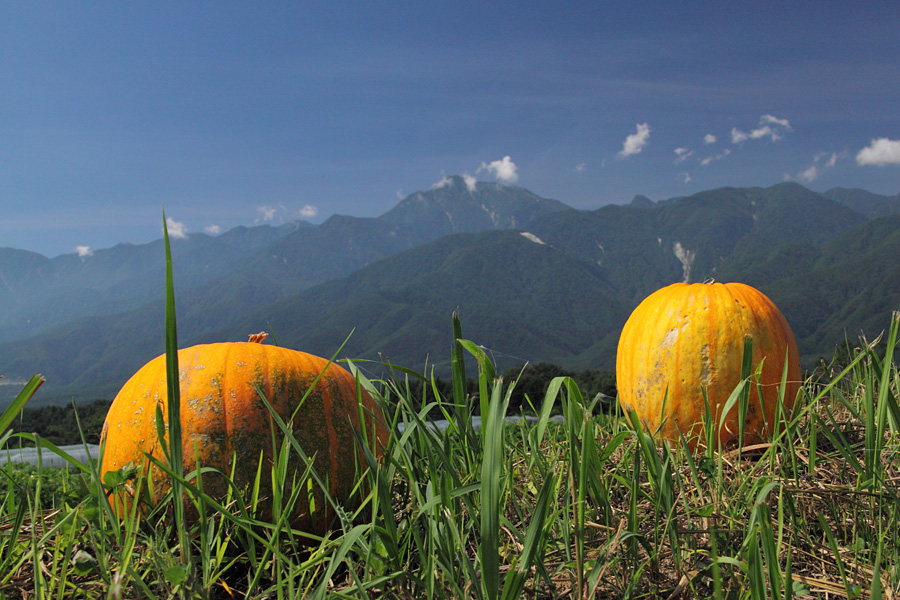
[2,177,899,406]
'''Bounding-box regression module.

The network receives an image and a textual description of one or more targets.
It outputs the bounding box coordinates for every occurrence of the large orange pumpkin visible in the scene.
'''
[100,335,388,534]
[616,282,801,449]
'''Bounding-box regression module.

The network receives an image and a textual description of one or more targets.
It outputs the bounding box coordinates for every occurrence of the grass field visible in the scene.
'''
[0,226,898,599]
[1,310,898,599]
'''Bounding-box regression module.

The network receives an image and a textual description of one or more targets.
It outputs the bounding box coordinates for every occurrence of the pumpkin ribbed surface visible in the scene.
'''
[100,341,387,534]
[616,282,801,449]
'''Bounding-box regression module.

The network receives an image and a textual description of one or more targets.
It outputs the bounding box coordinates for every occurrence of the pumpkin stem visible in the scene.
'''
[248,332,269,344]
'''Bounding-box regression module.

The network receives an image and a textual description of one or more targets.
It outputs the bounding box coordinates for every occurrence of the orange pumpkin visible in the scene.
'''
[616,282,801,449]
[100,334,388,534]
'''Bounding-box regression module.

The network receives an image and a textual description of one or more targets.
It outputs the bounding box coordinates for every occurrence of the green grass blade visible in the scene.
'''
[738,335,753,447]
[534,376,567,447]
[500,472,555,600]
[451,310,469,422]
[162,209,188,564]
[310,525,370,600]
[872,312,899,485]
[745,528,766,600]
[817,514,855,598]
[718,378,748,449]
[458,338,498,437]
[756,500,782,598]
[480,376,510,600]
[870,534,884,600]
[0,375,44,435]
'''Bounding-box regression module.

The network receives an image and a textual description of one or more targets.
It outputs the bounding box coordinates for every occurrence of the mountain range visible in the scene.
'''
[1,176,899,406]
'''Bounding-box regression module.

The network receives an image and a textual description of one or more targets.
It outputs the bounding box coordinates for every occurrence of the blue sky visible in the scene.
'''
[2,2,899,257]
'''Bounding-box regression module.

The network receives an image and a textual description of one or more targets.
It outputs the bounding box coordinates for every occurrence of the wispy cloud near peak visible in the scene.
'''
[798,165,819,182]
[618,123,651,158]
[257,206,277,222]
[432,176,453,189]
[478,156,519,183]
[793,150,845,182]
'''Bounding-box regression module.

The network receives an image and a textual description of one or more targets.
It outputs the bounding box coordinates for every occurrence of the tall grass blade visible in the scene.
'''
[817,514,857,598]
[451,312,479,472]
[745,524,766,600]
[480,376,510,600]
[310,524,370,600]
[871,311,899,487]
[752,485,783,598]
[351,416,401,571]
[0,375,43,437]
[450,310,471,424]
[162,210,190,569]
[458,338,497,434]
[500,472,555,600]
[738,335,753,447]
[870,533,884,600]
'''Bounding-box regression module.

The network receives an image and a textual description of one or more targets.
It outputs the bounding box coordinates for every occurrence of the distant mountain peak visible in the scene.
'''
[630,194,654,209]
[379,177,571,238]
[767,181,818,196]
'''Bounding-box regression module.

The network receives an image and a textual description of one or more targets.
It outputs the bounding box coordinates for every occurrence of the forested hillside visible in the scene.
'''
[1,180,898,406]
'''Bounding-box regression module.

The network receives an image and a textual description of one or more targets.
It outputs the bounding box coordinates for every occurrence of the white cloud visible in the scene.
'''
[824,152,841,168]
[814,150,845,168]
[798,166,819,182]
[396,188,405,199]
[674,147,693,164]
[432,176,453,189]
[574,162,586,173]
[796,150,845,182]
[734,115,792,144]
[204,225,221,235]
[749,125,781,142]
[731,128,749,144]
[618,123,651,158]
[760,114,791,128]
[165,217,188,239]
[257,206,277,221]
[433,174,477,191]
[76,245,93,258]
[299,205,318,219]
[680,172,692,184]
[704,134,717,144]
[700,148,731,166]
[478,156,519,183]
[856,138,900,166]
